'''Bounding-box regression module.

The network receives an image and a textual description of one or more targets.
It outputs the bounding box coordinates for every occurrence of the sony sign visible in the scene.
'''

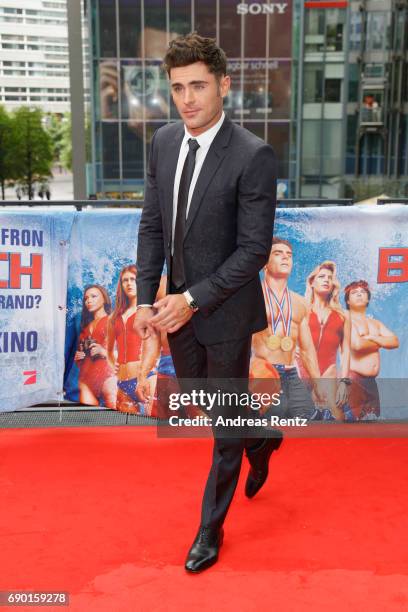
[237,3,288,14]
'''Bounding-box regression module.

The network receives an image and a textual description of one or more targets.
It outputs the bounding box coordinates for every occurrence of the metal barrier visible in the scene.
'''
[3,197,407,209]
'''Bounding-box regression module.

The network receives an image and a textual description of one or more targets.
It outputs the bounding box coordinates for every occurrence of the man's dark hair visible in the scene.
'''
[272,236,293,252]
[344,279,371,309]
[163,32,227,79]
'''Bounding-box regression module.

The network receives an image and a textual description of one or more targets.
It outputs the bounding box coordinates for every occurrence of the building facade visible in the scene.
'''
[0,0,89,115]
[87,0,407,200]
[88,0,295,199]
[300,0,408,199]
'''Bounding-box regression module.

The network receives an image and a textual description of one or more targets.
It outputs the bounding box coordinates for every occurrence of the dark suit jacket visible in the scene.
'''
[136,115,277,345]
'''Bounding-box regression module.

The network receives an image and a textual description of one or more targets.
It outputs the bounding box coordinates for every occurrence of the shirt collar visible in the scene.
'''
[183,111,225,151]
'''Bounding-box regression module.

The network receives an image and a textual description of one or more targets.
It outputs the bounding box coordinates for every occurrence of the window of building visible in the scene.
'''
[268,61,291,119]
[3,61,25,67]
[194,0,216,39]
[219,1,242,57]
[302,120,322,175]
[2,34,24,41]
[348,63,359,102]
[102,122,120,179]
[97,0,117,57]
[3,70,26,76]
[349,12,362,52]
[364,64,384,78]
[345,114,357,174]
[304,64,323,103]
[2,43,24,49]
[322,120,342,174]
[243,62,270,120]
[130,0,170,58]
[267,122,290,178]
[305,9,325,36]
[365,12,392,52]
[361,90,384,124]
[325,10,345,52]
[0,16,23,22]
[359,132,384,175]
[169,0,190,38]
[324,78,341,102]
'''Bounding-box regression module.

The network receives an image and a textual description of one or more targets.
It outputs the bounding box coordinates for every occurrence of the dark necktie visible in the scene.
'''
[171,138,200,289]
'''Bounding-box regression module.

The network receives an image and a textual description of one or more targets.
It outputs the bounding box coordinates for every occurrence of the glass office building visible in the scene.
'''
[88,0,295,199]
[301,0,408,199]
[87,0,407,200]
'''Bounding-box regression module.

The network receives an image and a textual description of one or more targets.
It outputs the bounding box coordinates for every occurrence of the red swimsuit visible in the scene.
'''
[113,311,142,364]
[309,310,344,375]
[78,315,114,397]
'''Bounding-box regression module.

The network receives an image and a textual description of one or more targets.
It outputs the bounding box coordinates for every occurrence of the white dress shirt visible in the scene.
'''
[171,111,225,253]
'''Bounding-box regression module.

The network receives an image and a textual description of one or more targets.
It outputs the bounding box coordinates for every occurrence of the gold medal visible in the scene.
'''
[266,334,281,351]
[280,336,294,352]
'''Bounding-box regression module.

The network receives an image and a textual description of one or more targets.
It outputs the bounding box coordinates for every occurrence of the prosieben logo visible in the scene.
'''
[237,3,289,14]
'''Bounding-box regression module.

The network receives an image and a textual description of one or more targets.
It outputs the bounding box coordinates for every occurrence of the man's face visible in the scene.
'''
[170,61,230,135]
[266,243,293,277]
[348,286,369,309]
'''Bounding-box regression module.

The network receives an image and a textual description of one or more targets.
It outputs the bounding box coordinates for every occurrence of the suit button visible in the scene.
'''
[167,240,171,248]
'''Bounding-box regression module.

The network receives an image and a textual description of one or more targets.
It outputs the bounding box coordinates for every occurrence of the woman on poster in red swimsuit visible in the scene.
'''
[304,261,351,420]
[107,265,159,414]
[74,285,117,408]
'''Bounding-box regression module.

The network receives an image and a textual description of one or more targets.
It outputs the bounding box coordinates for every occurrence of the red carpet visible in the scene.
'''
[0,427,408,611]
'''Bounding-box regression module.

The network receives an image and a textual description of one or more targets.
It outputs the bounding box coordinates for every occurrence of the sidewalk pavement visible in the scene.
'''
[3,167,73,202]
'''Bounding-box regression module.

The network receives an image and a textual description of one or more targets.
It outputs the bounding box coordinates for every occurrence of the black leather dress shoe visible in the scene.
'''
[185,526,224,573]
[245,432,283,499]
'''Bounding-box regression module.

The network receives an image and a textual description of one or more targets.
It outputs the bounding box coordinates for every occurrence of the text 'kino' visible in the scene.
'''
[237,3,288,14]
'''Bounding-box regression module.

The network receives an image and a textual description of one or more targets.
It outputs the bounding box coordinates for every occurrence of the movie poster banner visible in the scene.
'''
[0,210,74,412]
[64,210,178,419]
[63,205,408,423]
[267,205,406,421]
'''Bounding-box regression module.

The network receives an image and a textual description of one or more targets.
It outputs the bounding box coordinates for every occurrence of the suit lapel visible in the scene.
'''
[184,116,233,239]
[163,124,184,239]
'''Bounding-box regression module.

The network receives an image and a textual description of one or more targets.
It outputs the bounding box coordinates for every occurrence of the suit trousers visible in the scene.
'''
[168,316,258,530]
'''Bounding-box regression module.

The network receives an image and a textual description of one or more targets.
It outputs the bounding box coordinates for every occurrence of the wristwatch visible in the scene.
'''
[183,290,199,312]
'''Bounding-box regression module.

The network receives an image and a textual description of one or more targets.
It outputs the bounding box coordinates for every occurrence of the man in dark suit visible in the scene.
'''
[135,33,280,573]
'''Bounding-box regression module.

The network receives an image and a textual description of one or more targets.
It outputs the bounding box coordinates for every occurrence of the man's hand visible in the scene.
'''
[134,307,157,339]
[150,294,193,333]
[99,61,118,119]
[335,380,349,408]
[312,379,327,405]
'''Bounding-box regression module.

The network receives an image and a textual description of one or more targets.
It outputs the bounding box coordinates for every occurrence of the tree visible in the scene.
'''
[46,112,65,163]
[0,105,13,200]
[9,107,53,200]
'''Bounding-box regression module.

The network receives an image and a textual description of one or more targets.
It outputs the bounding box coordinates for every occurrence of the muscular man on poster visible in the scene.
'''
[251,238,325,419]
[134,33,278,572]
[344,280,399,419]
